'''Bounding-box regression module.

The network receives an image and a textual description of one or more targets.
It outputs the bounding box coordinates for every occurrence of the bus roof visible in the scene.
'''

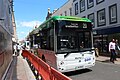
[29,16,92,35]
[40,16,91,26]
[29,27,39,35]
[50,16,91,22]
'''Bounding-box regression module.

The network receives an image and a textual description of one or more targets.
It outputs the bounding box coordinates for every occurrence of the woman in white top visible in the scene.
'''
[109,39,116,63]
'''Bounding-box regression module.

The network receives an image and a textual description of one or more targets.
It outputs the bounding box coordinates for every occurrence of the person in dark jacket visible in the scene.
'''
[94,40,101,57]
[115,39,120,61]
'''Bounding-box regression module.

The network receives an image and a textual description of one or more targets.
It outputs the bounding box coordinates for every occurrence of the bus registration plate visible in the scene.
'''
[75,65,83,70]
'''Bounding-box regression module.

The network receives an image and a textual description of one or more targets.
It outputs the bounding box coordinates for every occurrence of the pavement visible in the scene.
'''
[4,51,36,80]
[96,55,120,64]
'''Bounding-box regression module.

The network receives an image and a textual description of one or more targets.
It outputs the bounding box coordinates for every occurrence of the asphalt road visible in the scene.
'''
[65,61,120,80]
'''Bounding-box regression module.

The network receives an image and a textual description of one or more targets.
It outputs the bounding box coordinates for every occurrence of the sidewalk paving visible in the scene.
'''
[96,56,120,64]
[4,53,36,80]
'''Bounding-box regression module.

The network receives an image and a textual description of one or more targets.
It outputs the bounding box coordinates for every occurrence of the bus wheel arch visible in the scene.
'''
[42,55,46,62]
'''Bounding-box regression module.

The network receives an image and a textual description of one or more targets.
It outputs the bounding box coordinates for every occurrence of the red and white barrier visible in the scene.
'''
[22,50,72,80]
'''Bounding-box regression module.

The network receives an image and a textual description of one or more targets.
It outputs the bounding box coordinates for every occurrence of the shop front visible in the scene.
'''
[93,26,120,57]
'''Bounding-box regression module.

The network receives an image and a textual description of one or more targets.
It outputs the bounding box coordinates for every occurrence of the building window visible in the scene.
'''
[109,4,117,24]
[87,0,94,9]
[64,11,67,16]
[73,0,77,2]
[97,8,106,26]
[8,6,11,14]
[82,16,86,18]
[88,13,95,28]
[80,0,85,12]
[75,2,78,15]
[96,0,104,4]
[69,8,72,16]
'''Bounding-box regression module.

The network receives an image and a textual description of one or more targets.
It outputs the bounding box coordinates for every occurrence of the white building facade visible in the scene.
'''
[72,0,120,53]
[0,0,17,43]
[52,0,73,16]
[0,0,16,79]
[51,0,120,54]
[0,0,14,35]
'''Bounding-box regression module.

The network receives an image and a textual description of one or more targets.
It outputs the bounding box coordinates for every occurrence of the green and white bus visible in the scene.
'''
[29,16,95,73]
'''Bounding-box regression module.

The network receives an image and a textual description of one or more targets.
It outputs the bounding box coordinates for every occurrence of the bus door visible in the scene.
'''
[77,31,94,63]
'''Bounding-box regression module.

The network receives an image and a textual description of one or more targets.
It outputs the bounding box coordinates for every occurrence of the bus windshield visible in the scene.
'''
[57,20,92,53]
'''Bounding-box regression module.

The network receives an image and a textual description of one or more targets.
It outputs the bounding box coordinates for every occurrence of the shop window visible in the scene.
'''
[109,4,117,24]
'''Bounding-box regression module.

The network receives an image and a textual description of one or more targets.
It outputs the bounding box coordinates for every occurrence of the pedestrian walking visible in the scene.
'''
[94,40,101,57]
[115,39,120,61]
[109,38,116,63]
[17,44,21,56]
[13,44,17,56]
[94,42,99,57]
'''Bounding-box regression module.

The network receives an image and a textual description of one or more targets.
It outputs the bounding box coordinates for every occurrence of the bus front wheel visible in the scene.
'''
[42,55,46,62]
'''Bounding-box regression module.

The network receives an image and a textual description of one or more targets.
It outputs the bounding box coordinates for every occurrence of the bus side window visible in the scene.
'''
[41,31,47,49]
[49,28,54,51]
[48,22,54,51]
[50,36,54,50]
[46,35,50,50]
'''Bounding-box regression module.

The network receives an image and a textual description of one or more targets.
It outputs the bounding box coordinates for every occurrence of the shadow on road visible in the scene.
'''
[101,59,111,63]
[64,69,92,76]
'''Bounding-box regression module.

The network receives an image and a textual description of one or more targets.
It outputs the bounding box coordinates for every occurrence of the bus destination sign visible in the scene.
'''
[65,23,88,29]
